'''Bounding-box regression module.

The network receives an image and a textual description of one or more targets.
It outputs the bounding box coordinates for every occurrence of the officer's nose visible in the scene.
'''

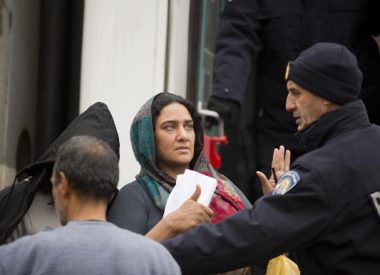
[285,92,296,112]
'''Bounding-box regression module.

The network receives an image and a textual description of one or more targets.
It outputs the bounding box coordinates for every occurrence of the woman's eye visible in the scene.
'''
[164,124,175,130]
[185,124,194,130]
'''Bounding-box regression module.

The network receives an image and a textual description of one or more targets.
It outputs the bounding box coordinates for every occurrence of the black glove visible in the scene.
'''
[205,96,241,128]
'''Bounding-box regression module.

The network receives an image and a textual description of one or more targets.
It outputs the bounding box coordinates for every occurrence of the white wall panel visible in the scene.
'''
[80,0,169,186]
[166,0,190,98]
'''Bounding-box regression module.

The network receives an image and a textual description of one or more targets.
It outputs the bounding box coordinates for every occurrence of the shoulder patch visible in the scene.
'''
[369,192,380,220]
[272,170,300,195]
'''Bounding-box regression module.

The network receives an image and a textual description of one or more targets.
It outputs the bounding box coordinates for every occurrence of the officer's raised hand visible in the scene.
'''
[256,145,291,195]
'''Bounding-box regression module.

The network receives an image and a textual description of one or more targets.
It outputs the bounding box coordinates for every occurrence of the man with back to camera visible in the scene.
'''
[162,42,380,274]
[0,135,180,275]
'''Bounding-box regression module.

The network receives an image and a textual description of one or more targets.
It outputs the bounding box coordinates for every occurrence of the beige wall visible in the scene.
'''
[0,0,40,190]
[80,0,191,187]
[0,0,13,189]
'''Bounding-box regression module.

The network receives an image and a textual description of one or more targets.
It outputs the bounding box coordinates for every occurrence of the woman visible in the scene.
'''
[108,93,251,240]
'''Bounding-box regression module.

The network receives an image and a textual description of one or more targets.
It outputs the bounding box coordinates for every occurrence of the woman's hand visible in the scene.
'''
[146,185,214,241]
[256,145,291,195]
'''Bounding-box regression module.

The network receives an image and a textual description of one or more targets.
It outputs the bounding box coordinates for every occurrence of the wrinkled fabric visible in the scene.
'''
[163,99,380,274]
[0,102,119,244]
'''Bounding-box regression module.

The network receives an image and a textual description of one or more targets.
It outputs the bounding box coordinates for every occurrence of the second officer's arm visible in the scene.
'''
[162,166,330,274]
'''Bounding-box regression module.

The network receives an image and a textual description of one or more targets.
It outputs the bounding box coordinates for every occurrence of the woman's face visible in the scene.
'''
[155,102,195,175]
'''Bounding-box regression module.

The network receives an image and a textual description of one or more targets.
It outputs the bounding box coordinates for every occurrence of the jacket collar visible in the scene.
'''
[295,100,370,152]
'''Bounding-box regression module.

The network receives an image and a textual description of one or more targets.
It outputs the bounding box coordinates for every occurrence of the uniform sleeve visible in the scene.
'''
[162,168,331,274]
[107,182,151,234]
[369,0,380,35]
[212,0,262,105]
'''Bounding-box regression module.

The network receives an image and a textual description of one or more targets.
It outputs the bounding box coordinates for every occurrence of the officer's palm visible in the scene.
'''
[256,146,291,195]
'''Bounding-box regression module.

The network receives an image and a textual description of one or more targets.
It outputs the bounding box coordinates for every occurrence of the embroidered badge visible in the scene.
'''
[369,192,380,220]
[272,170,300,195]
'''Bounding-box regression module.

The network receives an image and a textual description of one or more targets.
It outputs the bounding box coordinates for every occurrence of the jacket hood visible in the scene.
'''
[0,102,119,244]
[20,102,120,176]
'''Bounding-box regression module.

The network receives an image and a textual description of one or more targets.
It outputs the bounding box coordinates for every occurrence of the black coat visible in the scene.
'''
[0,102,120,244]
[212,0,380,152]
[163,100,380,274]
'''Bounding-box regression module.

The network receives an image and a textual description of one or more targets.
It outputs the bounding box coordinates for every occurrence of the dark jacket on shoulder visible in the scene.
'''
[0,102,119,244]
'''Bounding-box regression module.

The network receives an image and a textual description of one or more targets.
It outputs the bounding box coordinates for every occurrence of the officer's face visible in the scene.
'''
[154,103,195,177]
[286,80,328,132]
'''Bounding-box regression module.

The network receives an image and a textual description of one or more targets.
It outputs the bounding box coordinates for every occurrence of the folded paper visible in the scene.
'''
[163,169,217,217]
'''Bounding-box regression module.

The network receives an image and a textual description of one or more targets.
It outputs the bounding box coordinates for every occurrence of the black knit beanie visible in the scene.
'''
[286,42,363,105]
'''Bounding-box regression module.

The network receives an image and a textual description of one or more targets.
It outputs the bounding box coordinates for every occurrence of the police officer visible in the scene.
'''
[163,43,380,274]
[207,0,380,202]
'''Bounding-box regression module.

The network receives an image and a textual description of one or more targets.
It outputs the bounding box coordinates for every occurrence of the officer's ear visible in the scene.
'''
[323,99,340,113]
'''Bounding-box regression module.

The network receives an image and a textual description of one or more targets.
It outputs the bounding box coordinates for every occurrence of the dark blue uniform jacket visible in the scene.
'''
[212,0,380,152]
[163,100,380,274]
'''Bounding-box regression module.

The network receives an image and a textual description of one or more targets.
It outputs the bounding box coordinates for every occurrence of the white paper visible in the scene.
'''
[163,169,217,217]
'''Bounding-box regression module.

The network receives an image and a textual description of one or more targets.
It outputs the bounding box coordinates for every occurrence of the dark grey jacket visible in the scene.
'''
[163,100,380,274]
[213,0,380,153]
[0,102,119,244]
[108,179,251,235]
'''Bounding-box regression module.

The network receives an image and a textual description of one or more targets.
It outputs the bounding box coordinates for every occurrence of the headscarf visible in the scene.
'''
[130,93,245,223]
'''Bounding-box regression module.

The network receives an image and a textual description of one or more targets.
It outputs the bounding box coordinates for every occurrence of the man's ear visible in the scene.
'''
[108,191,117,203]
[57,171,70,197]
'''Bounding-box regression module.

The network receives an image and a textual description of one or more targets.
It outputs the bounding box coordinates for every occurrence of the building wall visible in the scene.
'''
[0,0,190,189]
[80,0,190,187]
[0,0,40,189]
[165,0,190,98]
